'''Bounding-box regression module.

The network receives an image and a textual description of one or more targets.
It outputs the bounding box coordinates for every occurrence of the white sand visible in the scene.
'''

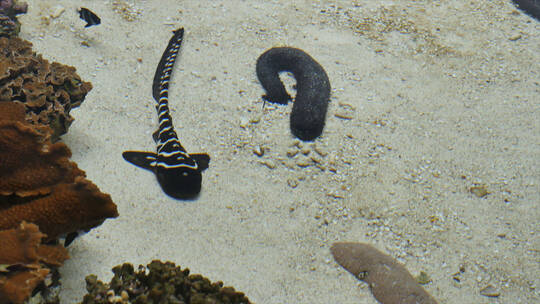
[19,1,539,303]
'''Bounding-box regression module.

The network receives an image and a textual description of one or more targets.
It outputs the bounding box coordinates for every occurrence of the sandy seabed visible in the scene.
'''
[18,1,539,303]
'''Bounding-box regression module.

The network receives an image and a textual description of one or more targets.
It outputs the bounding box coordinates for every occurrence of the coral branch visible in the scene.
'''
[0,36,92,141]
[0,0,27,37]
[0,177,119,241]
[0,101,118,241]
[0,222,68,304]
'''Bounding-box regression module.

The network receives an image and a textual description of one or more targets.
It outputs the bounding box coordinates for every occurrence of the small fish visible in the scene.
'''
[123,28,210,199]
[78,7,101,28]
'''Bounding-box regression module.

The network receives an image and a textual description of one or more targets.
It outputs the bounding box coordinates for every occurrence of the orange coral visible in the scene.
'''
[1,176,119,240]
[0,221,68,304]
[0,102,84,196]
[0,221,68,266]
[0,269,50,304]
[0,35,92,141]
[0,101,118,241]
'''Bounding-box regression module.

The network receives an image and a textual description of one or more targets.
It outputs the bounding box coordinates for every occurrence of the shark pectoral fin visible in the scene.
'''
[190,153,210,171]
[152,130,159,143]
[122,151,157,171]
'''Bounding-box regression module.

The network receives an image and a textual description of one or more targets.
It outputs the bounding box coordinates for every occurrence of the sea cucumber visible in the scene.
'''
[512,0,540,20]
[256,47,331,141]
[331,242,438,304]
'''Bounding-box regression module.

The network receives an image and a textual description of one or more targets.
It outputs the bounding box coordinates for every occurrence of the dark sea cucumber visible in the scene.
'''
[256,47,331,141]
[512,0,540,20]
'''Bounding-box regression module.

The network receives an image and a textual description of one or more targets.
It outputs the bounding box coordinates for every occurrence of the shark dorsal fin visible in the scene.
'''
[152,130,159,143]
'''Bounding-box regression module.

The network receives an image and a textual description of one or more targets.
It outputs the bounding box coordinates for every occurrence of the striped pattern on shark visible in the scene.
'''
[122,27,210,199]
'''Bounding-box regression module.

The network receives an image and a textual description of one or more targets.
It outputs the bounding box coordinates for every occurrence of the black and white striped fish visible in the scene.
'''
[123,28,210,199]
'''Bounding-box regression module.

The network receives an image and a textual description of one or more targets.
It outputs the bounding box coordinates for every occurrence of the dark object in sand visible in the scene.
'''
[512,0,540,20]
[331,242,438,304]
[256,47,331,141]
[81,260,251,304]
[78,7,101,28]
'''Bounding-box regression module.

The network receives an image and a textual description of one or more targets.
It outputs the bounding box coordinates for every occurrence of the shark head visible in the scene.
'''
[156,166,202,199]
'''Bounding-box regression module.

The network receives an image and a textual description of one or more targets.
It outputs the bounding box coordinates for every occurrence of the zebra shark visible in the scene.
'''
[122,27,210,199]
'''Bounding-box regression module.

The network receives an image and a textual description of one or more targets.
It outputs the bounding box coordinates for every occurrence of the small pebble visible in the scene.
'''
[281,158,296,169]
[239,116,249,128]
[287,178,298,188]
[338,101,355,110]
[51,5,65,19]
[310,155,322,164]
[480,285,500,297]
[312,144,327,157]
[508,34,522,41]
[416,271,432,285]
[286,149,298,158]
[253,145,264,157]
[334,113,353,120]
[470,185,489,197]
[327,192,344,199]
[296,158,311,167]
[260,160,276,169]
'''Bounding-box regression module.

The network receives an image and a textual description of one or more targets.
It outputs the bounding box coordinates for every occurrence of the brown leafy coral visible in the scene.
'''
[0,102,83,196]
[0,0,27,37]
[0,35,92,141]
[0,101,118,241]
[0,221,69,304]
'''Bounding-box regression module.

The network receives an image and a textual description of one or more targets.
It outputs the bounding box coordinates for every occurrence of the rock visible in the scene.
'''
[480,285,500,297]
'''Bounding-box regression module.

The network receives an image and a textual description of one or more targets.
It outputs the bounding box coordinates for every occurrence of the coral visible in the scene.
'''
[0,0,27,14]
[0,177,120,241]
[0,0,27,37]
[331,242,438,304]
[0,102,84,197]
[0,101,118,241]
[0,221,68,304]
[0,36,92,141]
[81,260,252,304]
